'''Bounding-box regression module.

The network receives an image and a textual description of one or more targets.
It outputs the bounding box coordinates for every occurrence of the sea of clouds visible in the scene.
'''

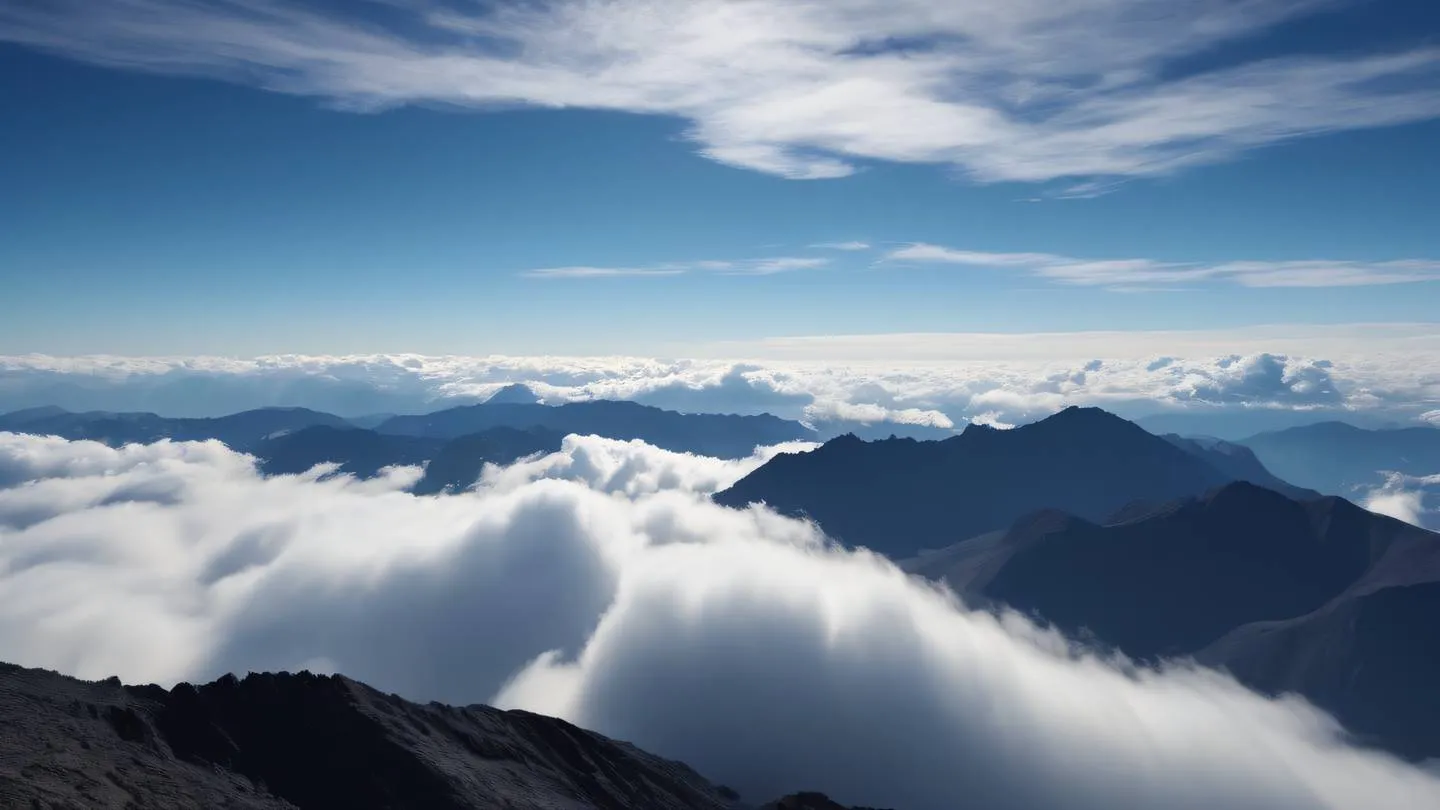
[2,431,1438,809]
[5,327,1440,439]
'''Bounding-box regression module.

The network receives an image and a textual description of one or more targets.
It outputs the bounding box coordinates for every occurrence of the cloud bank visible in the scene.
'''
[887,244,1440,289]
[2,1,1437,184]
[1364,471,1440,530]
[3,432,1440,809]
[4,323,1439,436]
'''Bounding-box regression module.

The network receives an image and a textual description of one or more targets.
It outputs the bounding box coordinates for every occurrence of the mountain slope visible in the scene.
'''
[1159,434,1319,501]
[377,400,813,459]
[902,482,1428,658]
[1201,582,1440,761]
[715,407,1243,557]
[253,426,446,478]
[1238,421,1440,497]
[0,663,762,810]
[1196,505,1440,760]
[412,427,565,494]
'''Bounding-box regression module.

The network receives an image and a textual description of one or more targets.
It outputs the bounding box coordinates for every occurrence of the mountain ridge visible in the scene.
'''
[715,406,1286,557]
[0,662,873,810]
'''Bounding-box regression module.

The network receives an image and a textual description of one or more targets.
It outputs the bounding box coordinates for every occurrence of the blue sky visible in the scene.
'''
[2,0,1439,357]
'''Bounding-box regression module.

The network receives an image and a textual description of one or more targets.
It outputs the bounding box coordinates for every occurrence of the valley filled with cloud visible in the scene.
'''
[2,430,1438,809]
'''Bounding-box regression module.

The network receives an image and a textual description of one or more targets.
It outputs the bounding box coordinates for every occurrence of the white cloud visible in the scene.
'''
[521,266,689,279]
[802,400,956,430]
[885,244,1440,289]
[1363,471,1440,529]
[477,433,819,498]
[2,432,1439,809]
[521,256,827,279]
[1,1,1437,184]
[810,241,871,251]
[4,327,1440,434]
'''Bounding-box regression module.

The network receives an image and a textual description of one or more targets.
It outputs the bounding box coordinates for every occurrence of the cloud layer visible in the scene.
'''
[886,244,1440,289]
[4,324,1439,437]
[522,256,828,279]
[2,0,1437,184]
[2,432,1439,809]
[1365,471,1440,530]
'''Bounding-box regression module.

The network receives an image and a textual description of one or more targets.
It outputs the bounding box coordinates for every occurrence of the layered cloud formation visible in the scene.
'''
[5,323,1440,436]
[2,0,1438,185]
[2,431,1439,809]
[1365,472,1440,530]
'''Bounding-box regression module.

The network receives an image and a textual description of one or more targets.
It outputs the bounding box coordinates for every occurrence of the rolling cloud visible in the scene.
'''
[2,432,1439,809]
[4,325,1439,435]
[1,1,1437,185]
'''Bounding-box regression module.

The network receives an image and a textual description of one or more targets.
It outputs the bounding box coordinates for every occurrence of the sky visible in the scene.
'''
[2,0,1439,357]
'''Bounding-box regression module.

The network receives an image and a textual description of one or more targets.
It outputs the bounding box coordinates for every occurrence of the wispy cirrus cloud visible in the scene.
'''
[521,256,827,279]
[811,241,872,252]
[1,1,1437,184]
[885,244,1440,289]
[521,266,690,279]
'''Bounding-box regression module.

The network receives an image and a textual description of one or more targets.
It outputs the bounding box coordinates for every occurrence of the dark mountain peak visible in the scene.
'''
[1,661,751,810]
[0,404,69,424]
[1007,508,1094,540]
[760,793,894,810]
[1030,405,1142,435]
[717,405,1241,557]
[1266,420,1368,438]
[486,383,544,406]
[1199,478,1294,511]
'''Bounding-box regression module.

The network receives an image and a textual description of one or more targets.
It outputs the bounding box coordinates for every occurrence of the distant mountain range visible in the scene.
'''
[0,662,872,810]
[0,397,817,493]
[1237,421,1440,498]
[0,405,352,449]
[715,406,1320,558]
[376,400,811,458]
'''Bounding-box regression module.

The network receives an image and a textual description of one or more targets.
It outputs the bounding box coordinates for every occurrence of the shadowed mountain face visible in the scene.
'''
[903,481,1440,760]
[903,482,1427,659]
[1199,582,1440,761]
[0,663,872,810]
[716,407,1262,558]
[377,400,813,459]
[411,427,565,495]
[486,383,545,405]
[1238,421,1440,497]
[1158,434,1319,501]
[254,426,446,478]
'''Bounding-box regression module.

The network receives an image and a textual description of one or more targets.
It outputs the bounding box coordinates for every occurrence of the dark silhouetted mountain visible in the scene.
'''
[253,426,446,478]
[901,482,1440,760]
[1238,421,1440,497]
[903,482,1425,659]
[1134,409,1405,442]
[413,427,565,495]
[378,400,813,459]
[251,425,564,493]
[0,406,350,450]
[759,794,893,810]
[716,407,1259,557]
[1159,434,1319,501]
[486,383,545,405]
[2,662,845,810]
[1199,512,1440,760]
